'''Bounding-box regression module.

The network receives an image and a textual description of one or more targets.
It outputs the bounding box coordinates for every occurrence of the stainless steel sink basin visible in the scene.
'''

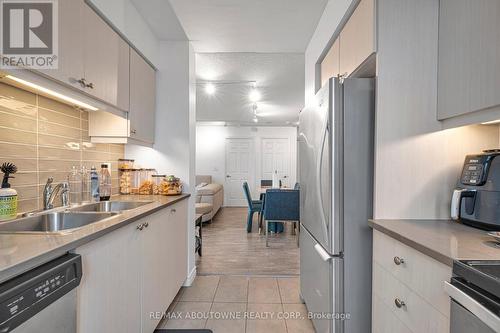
[70,201,153,213]
[0,212,117,234]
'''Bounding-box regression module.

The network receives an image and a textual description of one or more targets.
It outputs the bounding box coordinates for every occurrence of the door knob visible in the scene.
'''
[77,78,87,88]
[393,256,405,265]
[226,175,231,178]
[394,298,406,308]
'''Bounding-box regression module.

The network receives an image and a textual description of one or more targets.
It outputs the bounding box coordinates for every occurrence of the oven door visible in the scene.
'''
[450,300,496,333]
[444,281,500,333]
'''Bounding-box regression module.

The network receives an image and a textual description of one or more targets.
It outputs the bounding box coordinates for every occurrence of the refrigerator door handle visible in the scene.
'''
[316,120,330,247]
[314,243,333,262]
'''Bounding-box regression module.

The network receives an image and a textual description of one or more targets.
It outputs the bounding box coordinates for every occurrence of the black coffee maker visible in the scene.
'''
[451,150,500,230]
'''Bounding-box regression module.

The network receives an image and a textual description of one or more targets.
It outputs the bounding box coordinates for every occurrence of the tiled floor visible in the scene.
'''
[196,207,300,275]
[160,275,314,333]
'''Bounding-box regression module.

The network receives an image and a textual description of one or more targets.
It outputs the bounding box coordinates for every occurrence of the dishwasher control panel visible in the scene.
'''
[0,254,82,332]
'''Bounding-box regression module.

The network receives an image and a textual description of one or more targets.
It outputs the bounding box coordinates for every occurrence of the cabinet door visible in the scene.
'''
[38,0,85,89]
[339,0,375,77]
[76,221,142,333]
[321,38,340,87]
[83,4,129,109]
[141,210,171,332]
[129,49,156,144]
[166,200,188,301]
[437,0,500,120]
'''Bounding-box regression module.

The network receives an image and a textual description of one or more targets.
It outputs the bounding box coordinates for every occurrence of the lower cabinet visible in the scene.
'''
[76,199,188,333]
[372,230,451,333]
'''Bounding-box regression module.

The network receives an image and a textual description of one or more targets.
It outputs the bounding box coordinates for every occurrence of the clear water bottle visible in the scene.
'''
[81,166,90,202]
[99,164,111,201]
[68,166,82,205]
[90,166,100,202]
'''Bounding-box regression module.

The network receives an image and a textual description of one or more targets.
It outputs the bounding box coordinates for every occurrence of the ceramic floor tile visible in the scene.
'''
[246,303,286,333]
[180,275,220,302]
[163,301,212,330]
[205,302,247,333]
[283,303,315,333]
[278,277,303,304]
[248,277,281,304]
[214,275,249,302]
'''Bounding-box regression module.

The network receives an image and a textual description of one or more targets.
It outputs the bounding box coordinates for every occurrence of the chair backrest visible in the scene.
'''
[263,189,299,221]
[294,182,300,190]
[260,179,272,187]
[242,182,253,207]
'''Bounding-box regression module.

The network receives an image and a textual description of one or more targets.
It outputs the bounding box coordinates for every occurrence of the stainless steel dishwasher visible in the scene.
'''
[0,253,82,333]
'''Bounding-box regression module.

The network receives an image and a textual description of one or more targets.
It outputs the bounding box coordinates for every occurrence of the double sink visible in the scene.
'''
[0,201,154,234]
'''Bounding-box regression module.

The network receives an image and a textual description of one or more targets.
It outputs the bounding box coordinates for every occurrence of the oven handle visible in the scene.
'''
[444,281,500,332]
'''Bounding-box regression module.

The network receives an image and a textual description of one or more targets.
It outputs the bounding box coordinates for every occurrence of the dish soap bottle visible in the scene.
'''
[0,162,18,221]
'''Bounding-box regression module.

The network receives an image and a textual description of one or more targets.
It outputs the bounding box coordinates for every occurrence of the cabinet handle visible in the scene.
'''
[77,78,87,88]
[144,222,149,228]
[136,223,144,231]
[393,256,405,265]
[170,209,176,213]
[131,129,137,135]
[86,82,94,89]
[394,298,406,308]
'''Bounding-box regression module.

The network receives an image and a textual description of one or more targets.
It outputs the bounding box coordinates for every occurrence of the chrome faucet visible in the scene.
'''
[43,177,70,210]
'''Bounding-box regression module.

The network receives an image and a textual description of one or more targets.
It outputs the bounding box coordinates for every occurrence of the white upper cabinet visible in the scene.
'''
[82,4,130,110]
[438,0,500,121]
[38,0,85,90]
[339,0,376,77]
[36,1,131,112]
[89,48,156,146]
[129,49,156,144]
[320,0,376,88]
[321,38,340,87]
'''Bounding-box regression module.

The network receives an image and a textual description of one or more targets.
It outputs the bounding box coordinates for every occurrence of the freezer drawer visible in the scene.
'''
[300,226,343,333]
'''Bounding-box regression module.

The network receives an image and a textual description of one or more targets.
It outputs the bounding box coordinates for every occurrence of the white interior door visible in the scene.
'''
[261,138,291,187]
[225,138,253,206]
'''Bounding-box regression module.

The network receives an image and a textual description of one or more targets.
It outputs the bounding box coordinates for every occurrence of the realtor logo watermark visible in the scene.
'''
[0,0,58,69]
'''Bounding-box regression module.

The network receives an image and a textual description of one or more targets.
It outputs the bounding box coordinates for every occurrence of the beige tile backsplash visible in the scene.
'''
[0,83,125,213]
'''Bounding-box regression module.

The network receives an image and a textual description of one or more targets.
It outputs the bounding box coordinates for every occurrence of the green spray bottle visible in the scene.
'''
[0,163,18,221]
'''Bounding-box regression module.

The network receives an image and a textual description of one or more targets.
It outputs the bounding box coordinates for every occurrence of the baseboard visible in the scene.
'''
[184,266,197,286]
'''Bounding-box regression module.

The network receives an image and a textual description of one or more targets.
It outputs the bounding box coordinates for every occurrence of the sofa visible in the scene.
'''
[195,175,223,222]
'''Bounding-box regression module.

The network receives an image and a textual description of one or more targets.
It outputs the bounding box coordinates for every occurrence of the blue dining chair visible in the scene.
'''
[243,182,262,233]
[263,189,300,247]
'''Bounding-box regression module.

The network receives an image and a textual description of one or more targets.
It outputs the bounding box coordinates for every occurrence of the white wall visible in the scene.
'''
[305,0,500,220]
[196,125,297,198]
[126,41,197,283]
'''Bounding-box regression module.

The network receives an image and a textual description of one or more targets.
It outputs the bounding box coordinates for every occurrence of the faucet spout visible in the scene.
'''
[44,178,69,210]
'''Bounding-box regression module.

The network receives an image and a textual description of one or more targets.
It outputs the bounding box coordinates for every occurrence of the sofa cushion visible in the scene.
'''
[196,175,212,185]
[197,183,223,195]
[196,202,213,215]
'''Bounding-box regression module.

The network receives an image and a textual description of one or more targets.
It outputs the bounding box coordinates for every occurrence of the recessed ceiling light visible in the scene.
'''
[205,83,216,95]
[249,89,261,102]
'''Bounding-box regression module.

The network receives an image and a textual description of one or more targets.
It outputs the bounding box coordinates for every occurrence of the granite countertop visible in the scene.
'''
[0,194,190,284]
[369,219,500,267]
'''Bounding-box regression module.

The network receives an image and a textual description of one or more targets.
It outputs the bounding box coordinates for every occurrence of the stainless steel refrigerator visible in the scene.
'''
[298,77,374,333]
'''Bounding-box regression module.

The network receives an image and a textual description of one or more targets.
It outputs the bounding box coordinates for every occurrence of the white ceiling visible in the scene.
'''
[168,0,328,52]
[196,53,304,125]
[131,0,325,124]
